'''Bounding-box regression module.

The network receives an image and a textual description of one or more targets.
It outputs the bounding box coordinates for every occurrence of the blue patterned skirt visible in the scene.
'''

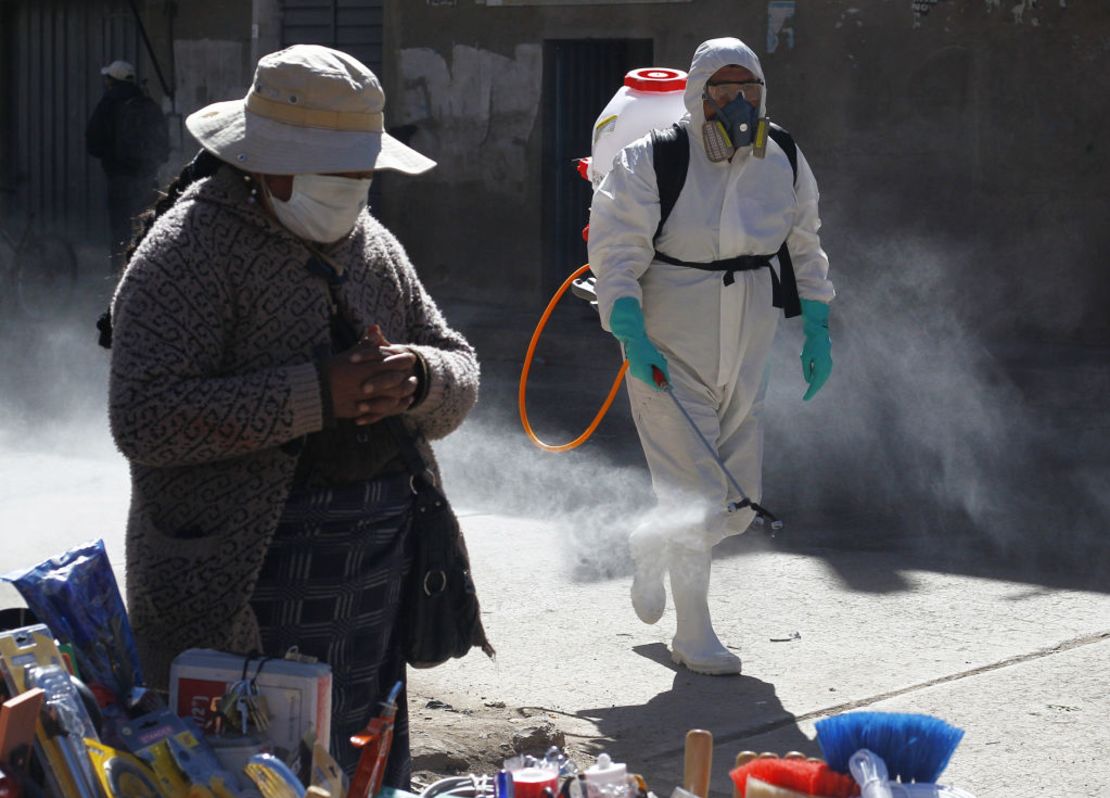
[250,473,414,783]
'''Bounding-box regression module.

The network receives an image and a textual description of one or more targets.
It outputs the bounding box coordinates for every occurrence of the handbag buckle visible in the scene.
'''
[423,569,448,596]
[409,469,438,494]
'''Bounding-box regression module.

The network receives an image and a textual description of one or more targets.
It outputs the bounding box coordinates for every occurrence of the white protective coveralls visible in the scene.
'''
[588,38,835,674]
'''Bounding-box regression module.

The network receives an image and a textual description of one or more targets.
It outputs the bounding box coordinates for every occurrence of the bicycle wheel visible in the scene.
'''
[14,234,79,320]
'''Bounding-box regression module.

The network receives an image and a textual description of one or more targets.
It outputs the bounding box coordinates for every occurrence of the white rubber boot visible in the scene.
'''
[628,526,668,625]
[668,544,741,675]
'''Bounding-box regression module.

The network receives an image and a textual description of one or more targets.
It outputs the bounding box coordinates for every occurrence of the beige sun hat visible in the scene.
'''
[185,44,435,176]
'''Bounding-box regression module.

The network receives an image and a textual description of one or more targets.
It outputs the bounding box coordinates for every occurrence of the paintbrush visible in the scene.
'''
[730,756,858,798]
[814,713,964,785]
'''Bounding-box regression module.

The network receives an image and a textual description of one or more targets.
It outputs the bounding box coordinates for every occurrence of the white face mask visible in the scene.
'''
[267,173,372,243]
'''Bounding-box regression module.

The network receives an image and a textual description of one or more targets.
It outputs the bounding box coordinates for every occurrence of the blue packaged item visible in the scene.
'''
[3,538,144,701]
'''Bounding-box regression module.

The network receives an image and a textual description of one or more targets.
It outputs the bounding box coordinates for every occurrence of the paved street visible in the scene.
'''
[415,299,1110,798]
[1,290,1107,798]
[406,487,1110,797]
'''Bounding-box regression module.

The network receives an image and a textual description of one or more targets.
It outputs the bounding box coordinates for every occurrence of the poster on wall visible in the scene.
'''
[767,0,796,54]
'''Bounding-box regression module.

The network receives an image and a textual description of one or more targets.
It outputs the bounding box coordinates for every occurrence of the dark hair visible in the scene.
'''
[122,148,227,270]
[99,149,231,349]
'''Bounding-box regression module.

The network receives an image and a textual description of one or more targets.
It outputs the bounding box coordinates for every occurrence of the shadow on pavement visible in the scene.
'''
[575,643,817,788]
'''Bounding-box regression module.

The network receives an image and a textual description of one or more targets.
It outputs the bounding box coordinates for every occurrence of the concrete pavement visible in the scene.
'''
[1,290,1108,798]
[408,506,1110,798]
[413,299,1110,797]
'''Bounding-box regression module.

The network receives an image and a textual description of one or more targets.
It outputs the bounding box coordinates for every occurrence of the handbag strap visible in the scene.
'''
[387,418,439,494]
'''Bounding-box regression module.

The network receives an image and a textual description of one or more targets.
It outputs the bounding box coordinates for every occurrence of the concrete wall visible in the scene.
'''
[165,1,253,175]
[381,0,1110,342]
[380,0,704,304]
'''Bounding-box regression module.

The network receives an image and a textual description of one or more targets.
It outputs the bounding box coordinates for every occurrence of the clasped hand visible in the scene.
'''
[324,324,419,426]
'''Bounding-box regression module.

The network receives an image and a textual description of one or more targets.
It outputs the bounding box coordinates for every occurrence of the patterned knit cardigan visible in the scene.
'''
[109,166,479,687]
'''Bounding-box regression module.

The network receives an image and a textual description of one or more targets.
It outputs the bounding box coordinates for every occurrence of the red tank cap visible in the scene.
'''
[624,67,687,93]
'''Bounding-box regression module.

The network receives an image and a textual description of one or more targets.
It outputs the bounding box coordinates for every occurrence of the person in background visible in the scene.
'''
[589,37,835,675]
[107,45,480,781]
[85,59,169,271]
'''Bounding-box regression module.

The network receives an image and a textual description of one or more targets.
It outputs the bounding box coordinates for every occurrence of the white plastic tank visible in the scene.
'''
[587,67,688,187]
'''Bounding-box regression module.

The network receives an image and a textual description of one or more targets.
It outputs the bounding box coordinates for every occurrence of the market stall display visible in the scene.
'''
[0,541,978,798]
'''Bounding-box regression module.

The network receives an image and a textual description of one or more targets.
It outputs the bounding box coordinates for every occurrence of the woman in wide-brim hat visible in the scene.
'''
[107,44,487,780]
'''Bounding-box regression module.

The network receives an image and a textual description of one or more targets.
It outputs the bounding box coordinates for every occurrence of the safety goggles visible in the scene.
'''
[704,80,764,106]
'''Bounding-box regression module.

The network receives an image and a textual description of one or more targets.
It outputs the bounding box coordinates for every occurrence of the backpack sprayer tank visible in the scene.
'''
[572,68,688,306]
[585,67,688,186]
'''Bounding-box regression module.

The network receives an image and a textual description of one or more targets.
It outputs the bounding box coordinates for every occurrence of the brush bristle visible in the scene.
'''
[814,712,965,783]
[729,759,860,797]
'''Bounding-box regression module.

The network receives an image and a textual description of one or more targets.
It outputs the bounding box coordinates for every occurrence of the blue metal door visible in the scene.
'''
[280,0,383,76]
[541,39,653,297]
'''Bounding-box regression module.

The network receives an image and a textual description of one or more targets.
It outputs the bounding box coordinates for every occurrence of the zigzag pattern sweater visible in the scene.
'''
[109,166,479,687]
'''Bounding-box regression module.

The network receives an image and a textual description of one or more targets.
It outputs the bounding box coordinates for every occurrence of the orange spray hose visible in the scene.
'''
[519,263,628,452]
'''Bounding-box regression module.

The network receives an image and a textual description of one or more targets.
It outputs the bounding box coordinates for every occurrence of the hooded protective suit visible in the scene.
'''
[590,37,834,546]
[588,38,835,674]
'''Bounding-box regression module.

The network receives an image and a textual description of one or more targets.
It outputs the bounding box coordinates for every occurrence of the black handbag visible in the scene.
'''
[390,420,494,669]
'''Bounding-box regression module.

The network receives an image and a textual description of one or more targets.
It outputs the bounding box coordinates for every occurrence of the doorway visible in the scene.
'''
[541,38,653,297]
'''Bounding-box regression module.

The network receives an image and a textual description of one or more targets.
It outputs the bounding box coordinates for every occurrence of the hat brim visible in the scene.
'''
[185,99,436,176]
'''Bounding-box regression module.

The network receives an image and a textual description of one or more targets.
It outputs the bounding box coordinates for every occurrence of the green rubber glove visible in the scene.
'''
[800,298,832,401]
[609,297,670,390]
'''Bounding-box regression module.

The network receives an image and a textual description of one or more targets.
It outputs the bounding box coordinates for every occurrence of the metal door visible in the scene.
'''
[280,0,384,211]
[280,0,384,75]
[0,0,139,241]
[542,39,653,297]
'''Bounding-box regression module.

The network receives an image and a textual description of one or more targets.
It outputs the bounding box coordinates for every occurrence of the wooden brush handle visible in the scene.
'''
[733,752,757,798]
[684,729,713,798]
[744,779,811,798]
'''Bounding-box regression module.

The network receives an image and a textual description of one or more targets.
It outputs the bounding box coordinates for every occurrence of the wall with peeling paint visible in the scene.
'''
[399,44,542,190]
[380,2,706,302]
[166,4,253,175]
[381,0,1110,340]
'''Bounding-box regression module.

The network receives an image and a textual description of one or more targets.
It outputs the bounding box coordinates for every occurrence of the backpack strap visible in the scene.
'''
[650,124,689,245]
[767,122,802,318]
[767,122,798,184]
[651,123,797,232]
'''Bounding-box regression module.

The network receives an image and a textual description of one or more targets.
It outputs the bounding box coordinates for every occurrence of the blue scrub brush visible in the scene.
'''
[815,712,965,784]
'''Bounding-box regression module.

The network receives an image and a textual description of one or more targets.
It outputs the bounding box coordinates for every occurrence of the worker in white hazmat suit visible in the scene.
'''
[588,37,835,674]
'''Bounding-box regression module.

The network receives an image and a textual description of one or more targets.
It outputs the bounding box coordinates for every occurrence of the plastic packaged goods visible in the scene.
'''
[0,626,101,798]
[169,649,332,759]
[508,768,558,798]
[3,539,144,703]
[583,753,628,798]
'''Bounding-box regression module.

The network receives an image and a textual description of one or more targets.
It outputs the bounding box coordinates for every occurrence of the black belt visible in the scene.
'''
[654,244,802,318]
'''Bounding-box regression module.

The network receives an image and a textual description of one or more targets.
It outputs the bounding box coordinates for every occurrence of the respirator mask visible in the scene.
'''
[266,173,373,244]
[702,80,764,162]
